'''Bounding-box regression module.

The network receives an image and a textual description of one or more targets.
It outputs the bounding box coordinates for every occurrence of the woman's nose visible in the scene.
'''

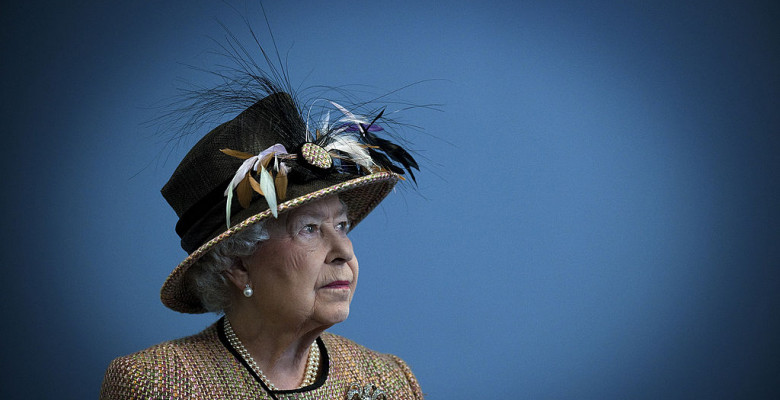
[325,228,354,264]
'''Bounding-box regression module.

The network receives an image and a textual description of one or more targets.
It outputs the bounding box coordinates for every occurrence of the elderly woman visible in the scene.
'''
[100,84,423,399]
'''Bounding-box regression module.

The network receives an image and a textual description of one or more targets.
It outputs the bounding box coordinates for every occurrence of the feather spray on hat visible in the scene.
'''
[160,18,422,234]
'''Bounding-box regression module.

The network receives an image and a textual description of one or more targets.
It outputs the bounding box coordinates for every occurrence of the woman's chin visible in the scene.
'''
[314,305,351,327]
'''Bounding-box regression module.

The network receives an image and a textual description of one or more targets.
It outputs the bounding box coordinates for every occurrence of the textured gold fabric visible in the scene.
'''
[100,321,423,399]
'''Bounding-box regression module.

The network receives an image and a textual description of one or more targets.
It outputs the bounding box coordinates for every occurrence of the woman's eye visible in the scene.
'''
[336,221,350,231]
[301,224,317,234]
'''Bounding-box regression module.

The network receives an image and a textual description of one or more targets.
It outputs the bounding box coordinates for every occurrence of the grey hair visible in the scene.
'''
[185,221,270,313]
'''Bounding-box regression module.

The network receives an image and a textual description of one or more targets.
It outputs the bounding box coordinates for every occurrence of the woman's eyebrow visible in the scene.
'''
[291,206,348,223]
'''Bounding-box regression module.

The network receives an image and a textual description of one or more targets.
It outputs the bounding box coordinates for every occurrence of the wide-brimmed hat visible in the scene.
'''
[159,92,417,313]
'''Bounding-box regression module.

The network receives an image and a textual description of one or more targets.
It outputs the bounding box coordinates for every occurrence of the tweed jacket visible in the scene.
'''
[100,319,423,399]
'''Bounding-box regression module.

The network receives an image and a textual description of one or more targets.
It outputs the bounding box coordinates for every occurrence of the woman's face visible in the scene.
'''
[242,196,358,329]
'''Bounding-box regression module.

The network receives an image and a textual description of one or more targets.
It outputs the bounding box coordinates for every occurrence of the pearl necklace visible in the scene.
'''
[224,317,320,390]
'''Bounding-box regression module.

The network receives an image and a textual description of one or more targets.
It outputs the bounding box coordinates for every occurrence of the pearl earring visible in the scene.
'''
[243,284,253,298]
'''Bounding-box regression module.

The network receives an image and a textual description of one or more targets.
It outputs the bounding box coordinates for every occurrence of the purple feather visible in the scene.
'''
[341,123,384,132]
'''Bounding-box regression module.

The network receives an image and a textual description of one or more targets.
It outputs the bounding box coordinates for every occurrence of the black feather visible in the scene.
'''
[362,130,419,183]
[367,148,405,175]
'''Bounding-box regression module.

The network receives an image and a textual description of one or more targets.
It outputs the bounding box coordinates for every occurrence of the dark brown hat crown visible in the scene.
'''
[161,93,302,252]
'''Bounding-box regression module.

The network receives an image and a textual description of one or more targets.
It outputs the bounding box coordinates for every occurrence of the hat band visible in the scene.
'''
[175,178,233,253]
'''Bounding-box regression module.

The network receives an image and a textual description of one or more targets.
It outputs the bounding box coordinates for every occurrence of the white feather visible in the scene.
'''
[223,144,289,226]
[325,135,376,170]
[259,166,278,218]
[305,99,321,141]
[224,157,259,196]
[321,111,330,135]
[225,188,234,229]
[329,101,368,127]
[224,156,259,228]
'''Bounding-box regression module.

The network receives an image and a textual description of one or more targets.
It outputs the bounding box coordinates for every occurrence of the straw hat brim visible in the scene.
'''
[160,171,400,313]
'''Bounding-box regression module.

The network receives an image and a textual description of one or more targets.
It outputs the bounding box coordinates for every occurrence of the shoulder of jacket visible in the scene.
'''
[107,323,219,371]
[118,328,219,361]
[321,332,409,371]
[321,332,384,356]
[100,325,220,399]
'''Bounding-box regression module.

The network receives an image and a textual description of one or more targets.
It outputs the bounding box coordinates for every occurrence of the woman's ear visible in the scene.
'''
[223,258,249,291]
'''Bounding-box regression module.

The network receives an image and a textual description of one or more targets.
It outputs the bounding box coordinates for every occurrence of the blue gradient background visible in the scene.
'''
[2,1,778,398]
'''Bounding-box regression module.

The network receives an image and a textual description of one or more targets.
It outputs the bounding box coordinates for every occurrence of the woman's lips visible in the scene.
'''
[323,280,350,289]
